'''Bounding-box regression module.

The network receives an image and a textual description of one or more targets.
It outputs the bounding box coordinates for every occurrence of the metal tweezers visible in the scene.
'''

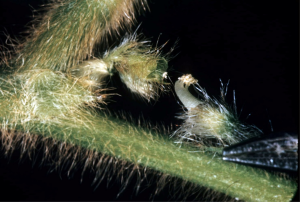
[222,132,298,171]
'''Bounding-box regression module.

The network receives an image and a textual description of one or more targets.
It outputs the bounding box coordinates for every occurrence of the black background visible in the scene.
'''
[0,0,298,201]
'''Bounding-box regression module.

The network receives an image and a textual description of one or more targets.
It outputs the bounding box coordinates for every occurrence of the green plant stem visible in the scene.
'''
[0,0,296,200]
[0,73,297,201]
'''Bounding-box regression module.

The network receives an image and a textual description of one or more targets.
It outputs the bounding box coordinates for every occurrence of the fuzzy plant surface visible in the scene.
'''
[0,0,298,201]
[172,74,262,148]
[13,0,149,72]
[0,70,297,201]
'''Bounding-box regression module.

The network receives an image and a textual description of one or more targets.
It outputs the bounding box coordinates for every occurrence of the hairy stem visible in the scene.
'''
[0,72,297,201]
[0,0,297,201]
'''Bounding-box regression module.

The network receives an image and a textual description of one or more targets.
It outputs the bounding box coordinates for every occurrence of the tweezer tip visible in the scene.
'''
[222,132,298,171]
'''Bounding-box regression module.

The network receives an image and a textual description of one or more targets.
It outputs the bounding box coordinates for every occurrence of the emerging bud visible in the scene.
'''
[173,74,262,148]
